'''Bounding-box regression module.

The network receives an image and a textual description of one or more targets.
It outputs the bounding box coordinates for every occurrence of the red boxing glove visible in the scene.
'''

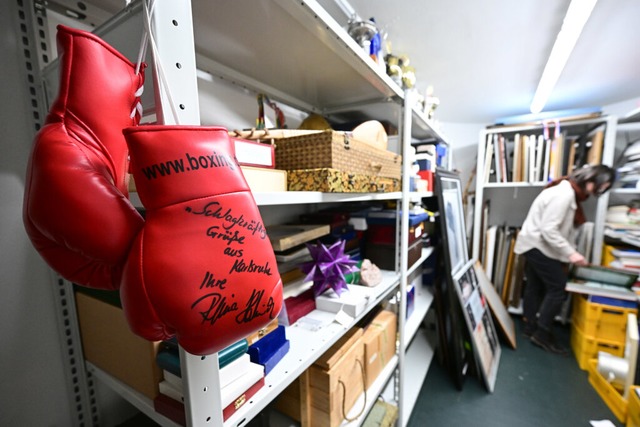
[23,25,145,290]
[121,125,283,355]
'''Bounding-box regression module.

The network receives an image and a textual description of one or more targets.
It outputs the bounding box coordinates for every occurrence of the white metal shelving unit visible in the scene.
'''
[32,0,449,426]
[472,116,618,266]
[605,118,640,250]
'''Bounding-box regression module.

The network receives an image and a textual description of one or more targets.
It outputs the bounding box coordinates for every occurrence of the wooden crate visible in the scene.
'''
[274,328,367,427]
[362,310,397,389]
[307,332,366,427]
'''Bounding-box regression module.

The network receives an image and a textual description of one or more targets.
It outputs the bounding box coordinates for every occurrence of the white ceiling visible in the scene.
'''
[49,0,640,125]
[319,0,640,124]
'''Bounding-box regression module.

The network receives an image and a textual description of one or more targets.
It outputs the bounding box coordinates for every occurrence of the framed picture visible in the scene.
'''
[434,168,473,389]
[436,169,501,392]
[435,169,469,276]
[452,260,502,392]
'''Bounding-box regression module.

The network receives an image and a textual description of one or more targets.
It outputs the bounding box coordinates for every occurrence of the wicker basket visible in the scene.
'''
[287,168,400,193]
[274,130,402,179]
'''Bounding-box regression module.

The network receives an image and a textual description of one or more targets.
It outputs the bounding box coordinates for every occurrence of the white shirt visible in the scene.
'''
[513,180,578,262]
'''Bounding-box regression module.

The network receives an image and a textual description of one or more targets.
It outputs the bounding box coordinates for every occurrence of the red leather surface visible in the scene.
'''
[23,25,145,290]
[122,126,283,355]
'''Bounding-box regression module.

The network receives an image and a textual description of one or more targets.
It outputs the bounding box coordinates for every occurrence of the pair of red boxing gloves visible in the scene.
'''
[22,25,283,355]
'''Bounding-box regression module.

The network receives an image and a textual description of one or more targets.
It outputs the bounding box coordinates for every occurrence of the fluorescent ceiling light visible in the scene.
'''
[530,0,598,114]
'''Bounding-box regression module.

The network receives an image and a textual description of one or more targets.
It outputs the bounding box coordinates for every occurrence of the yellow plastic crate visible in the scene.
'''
[588,359,627,423]
[628,386,640,427]
[572,293,638,343]
[602,244,617,267]
[570,322,625,370]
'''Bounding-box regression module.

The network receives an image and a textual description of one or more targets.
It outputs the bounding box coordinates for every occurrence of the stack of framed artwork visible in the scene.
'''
[435,168,502,392]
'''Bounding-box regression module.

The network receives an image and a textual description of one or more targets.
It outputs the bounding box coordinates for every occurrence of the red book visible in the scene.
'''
[277,289,316,326]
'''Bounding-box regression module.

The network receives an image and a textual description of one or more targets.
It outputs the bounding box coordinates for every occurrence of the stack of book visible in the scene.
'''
[609,247,640,273]
[154,338,265,423]
[267,223,330,326]
[482,128,604,184]
[614,139,640,189]
[605,205,640,247]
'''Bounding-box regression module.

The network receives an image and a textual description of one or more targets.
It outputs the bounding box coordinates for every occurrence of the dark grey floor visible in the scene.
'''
[408,317,624,427]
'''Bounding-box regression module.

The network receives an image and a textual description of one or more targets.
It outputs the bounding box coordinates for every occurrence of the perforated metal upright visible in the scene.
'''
[147,1,225,426]
[13,0,99,425]
[394,89,414,427]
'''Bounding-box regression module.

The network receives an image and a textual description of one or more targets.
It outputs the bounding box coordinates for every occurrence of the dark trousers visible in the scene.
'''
[522,248,569,332]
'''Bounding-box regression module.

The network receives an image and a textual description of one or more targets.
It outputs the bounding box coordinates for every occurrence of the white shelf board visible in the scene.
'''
[410,191,434,201]
[224,269,400,426]
[87,0,445,143]
[612,188,640,195]
[402,328,435,427]
[129,191,404,209]
[407,247,435,277]
[192,0,402,112]
[403,247,436,347]
[482,182,546,189]
[253,191,404,206]
[88,269,399,427]
[411,106,449,143]
[620,107,640,124]
[87,362,180,427]
[404,287,434,349]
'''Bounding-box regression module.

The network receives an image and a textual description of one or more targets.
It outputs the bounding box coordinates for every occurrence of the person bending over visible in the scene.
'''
[513,164,616,355]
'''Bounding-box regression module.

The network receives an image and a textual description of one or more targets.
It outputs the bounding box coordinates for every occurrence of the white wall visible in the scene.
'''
[439,121,485,191]
[0,1,73,425]
[603,98,640,119]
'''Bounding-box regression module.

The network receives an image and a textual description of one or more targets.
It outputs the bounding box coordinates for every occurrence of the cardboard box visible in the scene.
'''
[362,310,398,388]
[75,291,161,400]
[274,327,366,427]
[365,239,422,271]
[240,166,287,192]
[315,285,369,318]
